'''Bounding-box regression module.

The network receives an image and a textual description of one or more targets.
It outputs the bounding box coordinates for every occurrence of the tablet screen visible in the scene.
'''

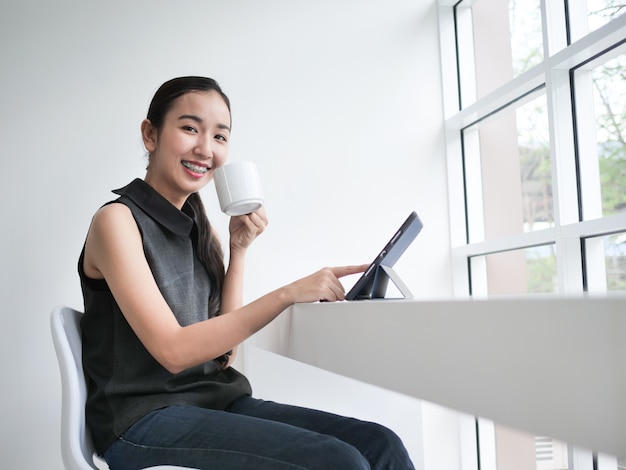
[345,211,423,300]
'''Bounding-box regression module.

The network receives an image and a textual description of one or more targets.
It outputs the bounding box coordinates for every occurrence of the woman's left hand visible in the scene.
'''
[228,206,268,252]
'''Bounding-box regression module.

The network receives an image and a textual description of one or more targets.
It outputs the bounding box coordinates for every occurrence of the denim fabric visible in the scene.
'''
[104,396,415,470]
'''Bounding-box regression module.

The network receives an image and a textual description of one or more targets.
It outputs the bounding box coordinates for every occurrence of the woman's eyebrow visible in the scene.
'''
[178,114,203,123]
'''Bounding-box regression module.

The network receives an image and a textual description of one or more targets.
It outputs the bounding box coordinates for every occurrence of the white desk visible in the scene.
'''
[266,297,626,458]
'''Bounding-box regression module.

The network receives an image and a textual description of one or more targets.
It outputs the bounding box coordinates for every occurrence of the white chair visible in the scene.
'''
[51,305,196,470]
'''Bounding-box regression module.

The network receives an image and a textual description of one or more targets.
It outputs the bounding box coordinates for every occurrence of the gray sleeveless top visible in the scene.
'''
[79,179,252,454]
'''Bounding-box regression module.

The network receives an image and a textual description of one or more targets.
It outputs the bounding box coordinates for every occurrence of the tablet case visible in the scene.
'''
[345,211,423,300]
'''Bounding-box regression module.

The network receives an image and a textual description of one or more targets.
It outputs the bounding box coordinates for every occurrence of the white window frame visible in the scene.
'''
[438,1,626,468]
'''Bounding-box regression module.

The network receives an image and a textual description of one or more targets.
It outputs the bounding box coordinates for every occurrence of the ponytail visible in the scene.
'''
[186,192,231,370]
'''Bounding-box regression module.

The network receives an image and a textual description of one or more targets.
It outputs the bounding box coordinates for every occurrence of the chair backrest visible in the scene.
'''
[51,305,98,470]
[51,305,196,470]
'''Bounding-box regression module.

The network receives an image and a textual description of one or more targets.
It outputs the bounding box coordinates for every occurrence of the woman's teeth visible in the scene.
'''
[182,161,209,174]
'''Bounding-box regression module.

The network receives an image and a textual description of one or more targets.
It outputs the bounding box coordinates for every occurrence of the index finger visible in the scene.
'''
[330,264,370,279]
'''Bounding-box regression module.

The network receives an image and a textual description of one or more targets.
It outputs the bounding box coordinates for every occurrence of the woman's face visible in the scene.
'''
[142,90,231,208]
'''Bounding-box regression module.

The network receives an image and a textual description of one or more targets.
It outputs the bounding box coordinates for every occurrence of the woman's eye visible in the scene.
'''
[215,134,228,142]
[182,125,198,133]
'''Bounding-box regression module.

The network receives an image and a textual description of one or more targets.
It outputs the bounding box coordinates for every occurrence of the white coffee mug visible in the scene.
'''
[213,161,264,216]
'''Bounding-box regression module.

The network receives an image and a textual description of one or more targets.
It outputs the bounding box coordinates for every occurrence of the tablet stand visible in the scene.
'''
[373,265,414,299]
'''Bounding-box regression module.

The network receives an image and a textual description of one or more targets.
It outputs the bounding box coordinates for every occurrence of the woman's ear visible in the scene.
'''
[141,119,157,153]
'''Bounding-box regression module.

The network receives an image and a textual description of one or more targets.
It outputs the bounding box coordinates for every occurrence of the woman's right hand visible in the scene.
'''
[283,265,369,304]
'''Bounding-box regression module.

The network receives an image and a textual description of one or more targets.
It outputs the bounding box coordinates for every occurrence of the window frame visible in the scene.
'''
[441,2,626,297]
[438,1,626,468]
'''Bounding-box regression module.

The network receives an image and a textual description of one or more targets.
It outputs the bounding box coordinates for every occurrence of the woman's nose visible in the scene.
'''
[194,137,213,159]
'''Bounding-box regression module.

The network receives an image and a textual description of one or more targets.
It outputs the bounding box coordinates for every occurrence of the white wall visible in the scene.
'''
[0,0,449,468]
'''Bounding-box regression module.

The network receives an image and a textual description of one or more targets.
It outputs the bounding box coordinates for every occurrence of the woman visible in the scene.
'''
[80,76,415,469]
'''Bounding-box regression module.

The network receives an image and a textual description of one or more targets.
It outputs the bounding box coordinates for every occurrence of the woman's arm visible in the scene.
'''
[221,208,268,314]
[219,209,269,364]
[84,203,367,374]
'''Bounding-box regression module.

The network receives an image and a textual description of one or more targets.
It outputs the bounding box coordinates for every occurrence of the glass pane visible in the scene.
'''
[584,232,626,292]
[587,0,626,33]
[470,245,557,296]
[478,420,574,470]
[576,50,626,220]
[593,53,626,217]
[568,0,626,43]
[463,93,553,242]
[510,0,544,75]
[455,0,544,107]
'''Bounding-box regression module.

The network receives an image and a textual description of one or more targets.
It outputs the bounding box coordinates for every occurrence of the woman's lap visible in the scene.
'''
[227,395,414,469]
[104,396,414,470]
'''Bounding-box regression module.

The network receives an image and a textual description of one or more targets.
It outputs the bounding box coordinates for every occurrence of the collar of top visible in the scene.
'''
[112,178,196,239]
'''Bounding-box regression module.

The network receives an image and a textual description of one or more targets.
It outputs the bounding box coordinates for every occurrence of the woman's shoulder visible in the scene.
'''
[93,201,134,224]
[88,201,140,242]
[84,202,140,279]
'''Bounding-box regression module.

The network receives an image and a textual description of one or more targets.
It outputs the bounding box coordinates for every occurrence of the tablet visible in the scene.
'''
[345,211,423,300]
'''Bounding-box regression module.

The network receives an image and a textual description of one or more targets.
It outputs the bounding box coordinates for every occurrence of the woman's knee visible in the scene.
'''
[356,422,414,469]
[371,422,407,449]
[314,437,370,470]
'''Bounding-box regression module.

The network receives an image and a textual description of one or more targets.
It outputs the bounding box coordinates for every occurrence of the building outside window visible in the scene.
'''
[438,0,625,469]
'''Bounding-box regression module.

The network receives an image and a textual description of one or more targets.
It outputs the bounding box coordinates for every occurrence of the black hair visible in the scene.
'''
[146,76,231,369]
[146,76,231,129]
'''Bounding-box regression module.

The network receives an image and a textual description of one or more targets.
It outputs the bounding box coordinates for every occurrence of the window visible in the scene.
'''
[584,231,626,291]
[470,244,558,296]
[462,91,553,243]
[439,0,626,468]
[574,48,626,221]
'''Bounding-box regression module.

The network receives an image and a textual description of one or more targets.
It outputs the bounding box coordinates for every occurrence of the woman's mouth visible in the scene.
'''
[182,161,209,175]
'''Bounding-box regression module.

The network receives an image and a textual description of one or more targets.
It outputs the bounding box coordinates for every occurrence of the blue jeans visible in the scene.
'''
[104,395,415,469]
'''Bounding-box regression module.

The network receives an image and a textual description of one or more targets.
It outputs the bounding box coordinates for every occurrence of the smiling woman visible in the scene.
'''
[78,76,415,470]
[142,89,231,208]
